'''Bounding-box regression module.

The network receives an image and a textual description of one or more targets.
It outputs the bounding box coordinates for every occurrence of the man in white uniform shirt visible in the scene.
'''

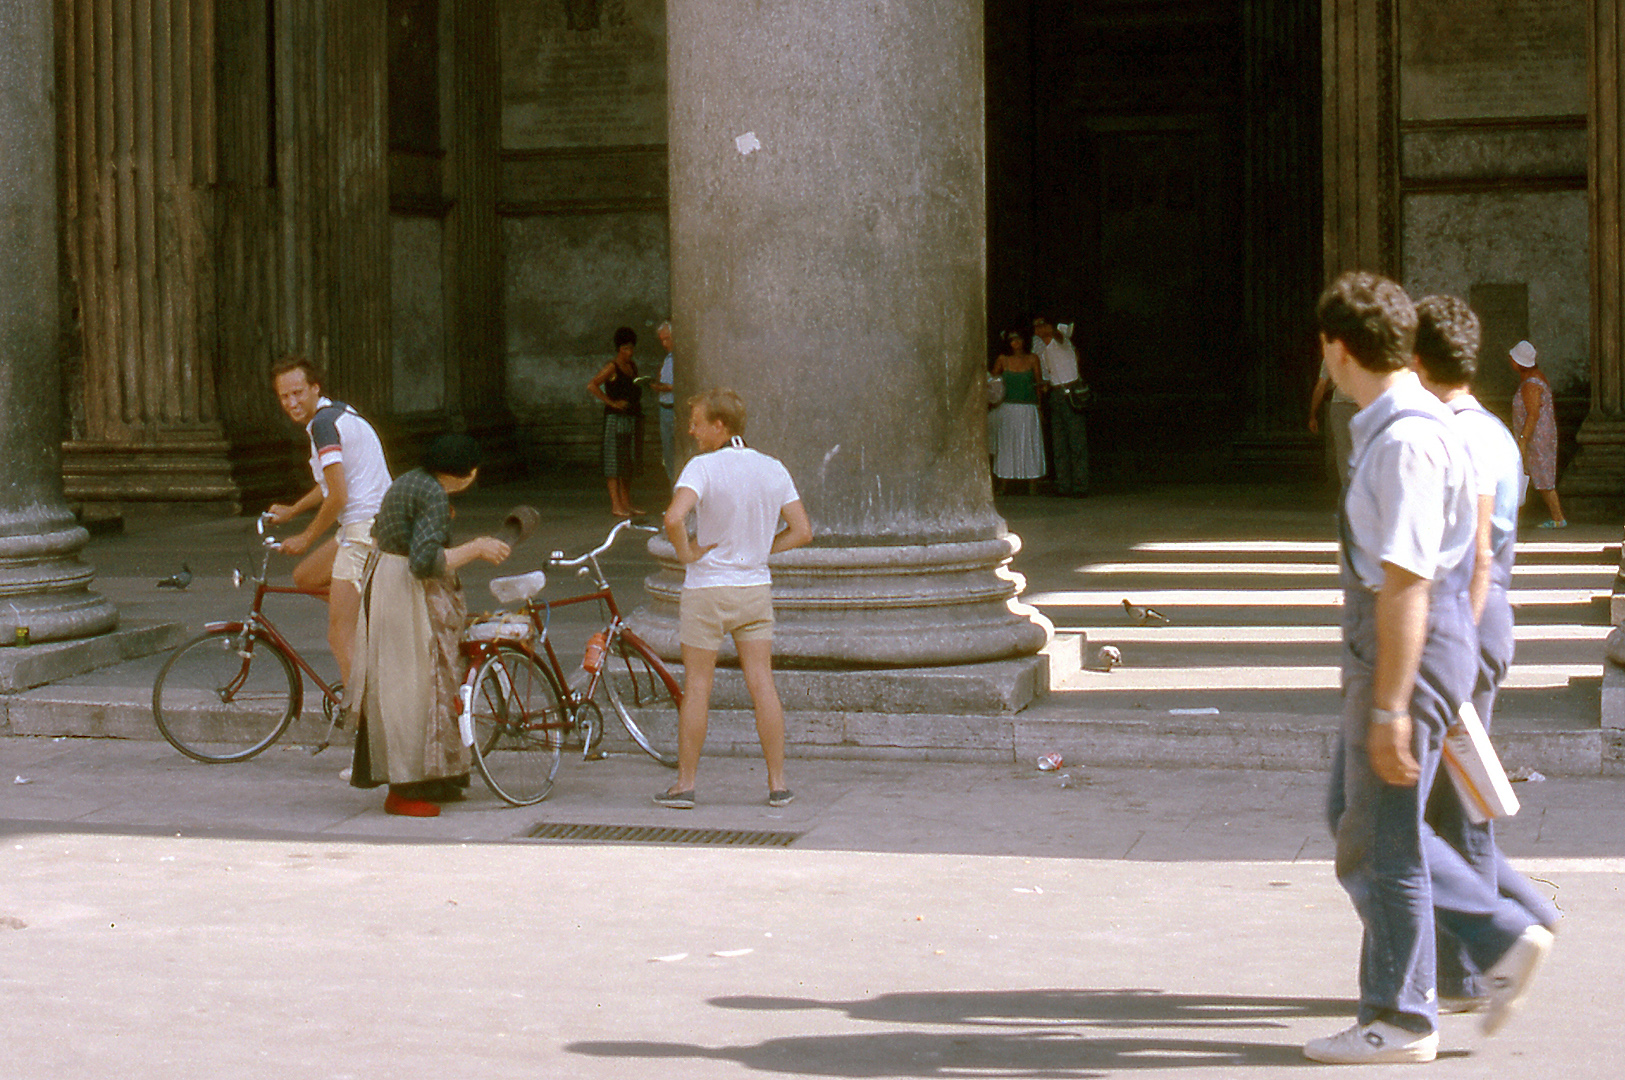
[1411,294,1559,1015]
[268,358,392,683]
[1032,316,1088,496]
[1306,274,1548,1065]
[657,389,812,809]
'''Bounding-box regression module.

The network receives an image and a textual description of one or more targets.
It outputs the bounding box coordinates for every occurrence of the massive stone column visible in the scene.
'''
[55,0,238,505]
[1568,0,1625,507]
[640,0,1047,667]
[1322,0,1400,280]
[1,0,118,643]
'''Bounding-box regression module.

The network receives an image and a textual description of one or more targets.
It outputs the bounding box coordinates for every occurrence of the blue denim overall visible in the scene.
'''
[1427,400,1559,996]
[1328,408,1532,1034]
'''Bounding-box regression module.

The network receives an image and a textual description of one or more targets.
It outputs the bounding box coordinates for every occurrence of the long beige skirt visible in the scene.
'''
[350,552,469,785]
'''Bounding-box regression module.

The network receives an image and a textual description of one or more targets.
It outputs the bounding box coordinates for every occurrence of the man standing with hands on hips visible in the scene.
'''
[268,358,392,686]
[657,388,812,810]
[1307,273,1552,1065]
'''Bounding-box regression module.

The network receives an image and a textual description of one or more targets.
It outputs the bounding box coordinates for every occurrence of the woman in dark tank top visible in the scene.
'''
[587,325,644,516]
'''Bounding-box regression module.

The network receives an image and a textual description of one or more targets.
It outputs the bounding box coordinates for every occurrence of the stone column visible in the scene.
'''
[641,0,1047,667]
[0,0,118,643]
[55,0,239,506]
[1321,0,1400,279]
[1568,0,1625,507]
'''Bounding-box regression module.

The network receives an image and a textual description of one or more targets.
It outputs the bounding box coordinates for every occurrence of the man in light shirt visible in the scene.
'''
[1306,273,1549,1065]
[1410,294,1560,1014]
[657,389,812,809]
[1032,316,1088,496]
[655,321,677,480]
[268,358,392,683]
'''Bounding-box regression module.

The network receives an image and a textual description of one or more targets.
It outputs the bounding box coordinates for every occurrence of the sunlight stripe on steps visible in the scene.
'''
[1078,561,1615,578]
[1060,663,1598,692]
[1132,539,1615,558]
[1065,624,1612,645]
[1028,588,1606,607]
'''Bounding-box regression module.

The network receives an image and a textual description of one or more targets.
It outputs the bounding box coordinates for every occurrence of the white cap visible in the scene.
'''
[1510,340,1537,367]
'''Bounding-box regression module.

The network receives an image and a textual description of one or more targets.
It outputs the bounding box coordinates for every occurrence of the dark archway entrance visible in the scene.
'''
[987,0,1324,485]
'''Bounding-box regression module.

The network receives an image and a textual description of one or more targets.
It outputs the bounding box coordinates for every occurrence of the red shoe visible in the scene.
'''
[384,791,440,817]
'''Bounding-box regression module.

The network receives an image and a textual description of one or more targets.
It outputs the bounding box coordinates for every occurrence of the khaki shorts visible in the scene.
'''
[679,584,774,651]
[331,519,376,584]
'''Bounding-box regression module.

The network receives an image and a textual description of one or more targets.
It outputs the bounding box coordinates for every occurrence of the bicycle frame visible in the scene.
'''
[206,578,341,715]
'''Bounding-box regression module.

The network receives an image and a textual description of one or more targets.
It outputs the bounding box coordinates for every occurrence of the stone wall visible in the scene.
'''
[500,0,670,470]
[1398,0,1590,419]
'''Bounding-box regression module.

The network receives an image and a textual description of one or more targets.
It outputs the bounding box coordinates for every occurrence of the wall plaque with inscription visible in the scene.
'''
[502,0,666,149]
[1401,0,1585,121]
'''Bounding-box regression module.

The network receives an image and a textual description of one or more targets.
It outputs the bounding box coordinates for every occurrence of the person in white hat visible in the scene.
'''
[1508,340,1567,529]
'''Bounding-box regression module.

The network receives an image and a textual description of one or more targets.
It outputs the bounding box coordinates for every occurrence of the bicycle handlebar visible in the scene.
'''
[256,511,283,550]
[548,517,658,569]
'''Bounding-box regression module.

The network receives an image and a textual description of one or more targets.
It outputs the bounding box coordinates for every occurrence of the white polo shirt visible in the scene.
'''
[306,398,391,526]
[675,440,800,590]
[1343,373,1476,590]
[1447,395,1521,567]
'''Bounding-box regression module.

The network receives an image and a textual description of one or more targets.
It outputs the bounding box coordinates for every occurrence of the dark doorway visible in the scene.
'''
[987,0,1323,485]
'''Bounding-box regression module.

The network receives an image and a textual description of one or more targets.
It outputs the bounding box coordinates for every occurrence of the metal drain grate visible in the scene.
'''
[524,822,800,847]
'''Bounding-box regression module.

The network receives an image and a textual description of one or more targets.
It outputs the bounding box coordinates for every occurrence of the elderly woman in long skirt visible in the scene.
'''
[349,435,511,817]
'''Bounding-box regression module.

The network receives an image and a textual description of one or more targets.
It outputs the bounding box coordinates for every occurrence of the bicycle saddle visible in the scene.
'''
[489,570,547,604]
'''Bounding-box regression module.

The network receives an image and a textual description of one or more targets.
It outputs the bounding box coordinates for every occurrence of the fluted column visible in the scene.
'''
[639,0,1048,667]
[1321,0,1399,279]
[56,0,237,503]
[1,0,118,643]
[1568,0,1625,503]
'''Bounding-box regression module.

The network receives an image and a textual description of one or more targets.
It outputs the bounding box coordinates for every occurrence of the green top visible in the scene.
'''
[1001,368,1039,405]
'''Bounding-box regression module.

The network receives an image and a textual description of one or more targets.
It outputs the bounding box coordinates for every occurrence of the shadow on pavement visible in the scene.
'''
[568,988,1366,1075]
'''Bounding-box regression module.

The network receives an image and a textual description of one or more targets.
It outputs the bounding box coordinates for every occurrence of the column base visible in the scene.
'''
[1559,415,1625,517]
[631,535,1053,668]
[0,523,119,645]
[63,434,241,509]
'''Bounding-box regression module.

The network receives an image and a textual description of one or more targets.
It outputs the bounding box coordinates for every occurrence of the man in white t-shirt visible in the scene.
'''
[268,358,392,683]
[656,388,812,809]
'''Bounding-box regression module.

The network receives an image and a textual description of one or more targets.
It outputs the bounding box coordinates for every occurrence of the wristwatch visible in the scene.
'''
[1370,707,1408,725]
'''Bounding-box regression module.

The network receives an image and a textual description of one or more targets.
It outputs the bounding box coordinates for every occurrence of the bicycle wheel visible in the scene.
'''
[469,647,565,805]
[152,629,301,763]
[602,634,680,767]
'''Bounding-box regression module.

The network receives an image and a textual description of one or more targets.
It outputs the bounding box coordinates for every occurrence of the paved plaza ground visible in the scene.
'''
[3,480,1621,1078]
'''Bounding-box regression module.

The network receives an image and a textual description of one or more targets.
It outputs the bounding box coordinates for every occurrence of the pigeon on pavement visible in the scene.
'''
[157,564,193,590]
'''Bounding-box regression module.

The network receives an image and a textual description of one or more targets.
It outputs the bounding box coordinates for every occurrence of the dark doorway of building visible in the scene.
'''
[987,0,1323,487]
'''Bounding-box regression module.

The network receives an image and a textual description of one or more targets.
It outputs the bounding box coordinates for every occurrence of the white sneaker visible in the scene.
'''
[1481,924,1554,1036]
[1304,1021,1439,1064]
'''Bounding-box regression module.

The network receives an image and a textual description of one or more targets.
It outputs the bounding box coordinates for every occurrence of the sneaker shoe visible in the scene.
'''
[1438,995,1485,1015]
[1481,924,1555,1036]
[1303,1021,1438,1064]
[767,789,795,808]
[1536,519,1568,529]
[653,788,695,809]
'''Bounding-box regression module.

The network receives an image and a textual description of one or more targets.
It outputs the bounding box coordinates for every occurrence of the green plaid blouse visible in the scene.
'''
[372,468,450,580]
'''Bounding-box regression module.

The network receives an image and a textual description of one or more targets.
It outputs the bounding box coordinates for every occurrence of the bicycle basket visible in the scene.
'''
[464,612,535,644]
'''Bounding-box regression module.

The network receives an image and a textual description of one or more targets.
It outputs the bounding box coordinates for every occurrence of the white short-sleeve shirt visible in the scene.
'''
[1343,373,1476,590]
[306,398,392,526]
[1448,395,1521,565]
[675,442,801,589]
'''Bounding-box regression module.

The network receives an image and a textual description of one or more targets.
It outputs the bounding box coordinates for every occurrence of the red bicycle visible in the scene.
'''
[460,519,682,805]
[151,513,345,763]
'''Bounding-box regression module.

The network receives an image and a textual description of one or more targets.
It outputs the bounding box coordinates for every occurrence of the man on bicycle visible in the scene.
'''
[268,358,392,685]
[657,388,812,809]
